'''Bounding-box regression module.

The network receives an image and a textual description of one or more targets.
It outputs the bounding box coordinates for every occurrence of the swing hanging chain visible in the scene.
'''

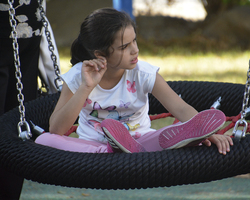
[38,0,62,91]
[8,0,32,140]
[8,0,25,123]
[233,59,250,139]
[241,60,250,120]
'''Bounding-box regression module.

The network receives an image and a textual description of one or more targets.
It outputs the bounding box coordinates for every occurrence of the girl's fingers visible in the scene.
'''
[227,135,234,146]
[86,60,100,71]
[97,56,107,67]
[207,134,233,155]
[83,57,107,71]
[97,56,107,64]
[83,60,94,67]
[226,135,233,151]
[92,60,101,71]
[218,136,233,155]
[202,139,211,146]
[92,59,106,71]
[216,137,227,155]
[220,139,227,155]
[97,57,107,68]
[215,139,223,154]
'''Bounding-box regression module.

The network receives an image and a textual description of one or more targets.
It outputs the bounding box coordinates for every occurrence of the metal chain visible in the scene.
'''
[8,0,32,140]
[37,0,62,91]
[233,59,250,139]
[241,59,250,120]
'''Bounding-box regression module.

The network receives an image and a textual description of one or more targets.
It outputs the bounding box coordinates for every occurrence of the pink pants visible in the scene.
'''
[35,125,174,153]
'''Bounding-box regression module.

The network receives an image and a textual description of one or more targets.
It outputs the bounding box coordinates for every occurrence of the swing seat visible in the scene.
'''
[0,81,250,189]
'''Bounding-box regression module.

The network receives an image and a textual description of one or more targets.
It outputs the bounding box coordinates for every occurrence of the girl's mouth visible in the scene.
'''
[131,57,138,64]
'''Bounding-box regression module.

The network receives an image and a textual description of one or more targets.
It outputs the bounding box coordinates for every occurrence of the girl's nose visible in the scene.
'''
[131,42,139,55]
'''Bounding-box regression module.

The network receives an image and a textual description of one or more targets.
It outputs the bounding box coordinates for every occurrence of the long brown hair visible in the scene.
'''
[70,8,136,66]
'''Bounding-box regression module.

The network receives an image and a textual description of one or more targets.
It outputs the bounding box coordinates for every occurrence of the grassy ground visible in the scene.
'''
[140,51,249,83]
[20,176,250,200]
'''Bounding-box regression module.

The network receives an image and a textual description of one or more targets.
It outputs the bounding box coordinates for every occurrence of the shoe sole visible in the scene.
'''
[159,109,226,149]
[101,119,145,153]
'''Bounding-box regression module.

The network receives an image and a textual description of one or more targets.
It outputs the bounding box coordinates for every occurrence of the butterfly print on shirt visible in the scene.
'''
[119,100,131,108]
[83,98,92,107]
[126,80,136,93]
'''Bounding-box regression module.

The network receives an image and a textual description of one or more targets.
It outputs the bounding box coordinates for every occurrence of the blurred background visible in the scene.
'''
[46,0,250,84]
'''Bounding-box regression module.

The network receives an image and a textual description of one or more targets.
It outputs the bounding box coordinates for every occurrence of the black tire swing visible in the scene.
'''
[1,0,250,190]
[1,82,250,189]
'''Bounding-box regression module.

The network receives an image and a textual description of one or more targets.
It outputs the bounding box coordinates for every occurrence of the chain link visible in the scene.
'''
[37,0,62,91]
[233,59,250,139]
[8,0,62,139]
[241,59,250,120]
[8,0,26,124]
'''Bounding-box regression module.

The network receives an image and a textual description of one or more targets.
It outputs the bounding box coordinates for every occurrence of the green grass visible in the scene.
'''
[59,48,249,84]
[140,50,249,84]
[58,47,249,130]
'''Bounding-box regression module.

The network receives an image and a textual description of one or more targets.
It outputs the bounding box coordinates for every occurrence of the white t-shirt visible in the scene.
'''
[61,60,159,143]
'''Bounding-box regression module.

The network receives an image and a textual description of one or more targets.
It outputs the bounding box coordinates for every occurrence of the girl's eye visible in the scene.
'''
[121,44,128,50]
[120,38,136,50]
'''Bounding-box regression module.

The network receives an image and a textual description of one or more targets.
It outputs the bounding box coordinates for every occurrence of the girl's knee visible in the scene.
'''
[35,132,60,145]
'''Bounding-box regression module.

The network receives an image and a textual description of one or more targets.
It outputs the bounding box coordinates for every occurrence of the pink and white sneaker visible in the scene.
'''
[101,119,146,153]
[106,142,122,153]
[159,109,226,149]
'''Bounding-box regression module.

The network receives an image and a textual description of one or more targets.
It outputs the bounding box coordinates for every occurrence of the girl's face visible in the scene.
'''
[106,25,139,71]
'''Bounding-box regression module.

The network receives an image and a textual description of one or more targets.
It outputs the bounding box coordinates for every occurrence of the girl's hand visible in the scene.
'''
[202,134,233,155]
[81,56,107,89]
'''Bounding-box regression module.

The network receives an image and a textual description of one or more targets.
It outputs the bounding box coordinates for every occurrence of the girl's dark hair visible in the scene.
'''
[71,8,136,65]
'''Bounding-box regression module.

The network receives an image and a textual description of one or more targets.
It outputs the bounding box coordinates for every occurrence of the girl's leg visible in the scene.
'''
[100,109,225,153]
[35,133,108,153]
[139,109,226,151]
[158,109,225,149]
[137,123,182,152]
[101,119,146,153]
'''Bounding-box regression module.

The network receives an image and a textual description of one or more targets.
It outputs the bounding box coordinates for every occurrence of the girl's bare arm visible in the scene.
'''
[152,73,198,122]
[49,83,92,135]
[49,57,107,135]
[152,73,233,155]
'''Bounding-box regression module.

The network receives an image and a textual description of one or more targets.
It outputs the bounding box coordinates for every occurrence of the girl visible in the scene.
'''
[35,8,233,154]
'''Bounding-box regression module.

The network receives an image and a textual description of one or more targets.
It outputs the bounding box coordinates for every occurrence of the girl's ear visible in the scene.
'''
[94,50,105,58]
